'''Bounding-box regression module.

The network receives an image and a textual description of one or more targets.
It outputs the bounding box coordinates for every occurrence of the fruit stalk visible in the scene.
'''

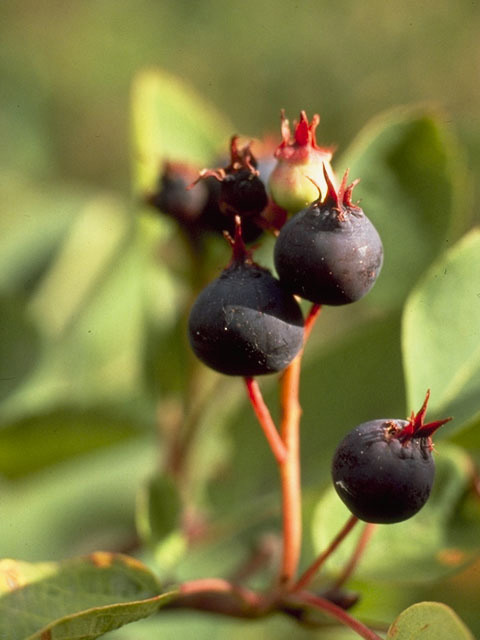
[292,514,359,592]
[244,377,287,464]
[279,303,321,585]
[332,522,377,590]
[290,592,383,640]
[279,354,303,585]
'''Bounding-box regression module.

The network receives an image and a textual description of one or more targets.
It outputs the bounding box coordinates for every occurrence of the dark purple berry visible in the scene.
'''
[219,167,268,218]
[146,161,264,243]
[331,391,452,524]
[195,136,268,237]
[188,221,304,376]
[198,176,265,243]
[274,168,383,306]
[147,162,208,231]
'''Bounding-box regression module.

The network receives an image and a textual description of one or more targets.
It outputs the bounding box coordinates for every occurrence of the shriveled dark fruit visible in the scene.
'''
[274,168,383,306]
[219,168,268,218]
[188,223,304,376]
[146,160,264,243]
[195,136,268,240]
[199,176,265,243]
[331,391,451,524]
[147,162,208,231]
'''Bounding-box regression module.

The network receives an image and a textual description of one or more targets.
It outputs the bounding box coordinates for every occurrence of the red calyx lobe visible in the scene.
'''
[275,110,334,163]
[394,390,452,445]
[319,165,361,219]
[197,135,258,184]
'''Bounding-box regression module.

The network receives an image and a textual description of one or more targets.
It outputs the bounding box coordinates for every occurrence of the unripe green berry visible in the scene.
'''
[268,111,335,214]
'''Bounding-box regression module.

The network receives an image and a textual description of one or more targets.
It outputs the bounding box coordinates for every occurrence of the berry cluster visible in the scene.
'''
[183,112,384,376]
[149,110,449,527]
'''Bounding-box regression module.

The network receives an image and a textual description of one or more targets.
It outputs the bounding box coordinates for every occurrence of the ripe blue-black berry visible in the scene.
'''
[331,391,451,524]
[274,167,383,306]
[188,220,304,376]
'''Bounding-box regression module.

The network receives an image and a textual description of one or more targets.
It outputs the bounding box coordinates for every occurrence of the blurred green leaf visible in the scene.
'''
[403,228,480,436]
[107,609,363,640]
[0,175,89,294]
[0,436,156,561]
[0,193,179,432]
[0,408,141,477]
[136,475,182,545]
[386,601,474,639]
[136,474,187,573]
[339,107,471,309]
[130,68,232,194]
[28,195,132,337]
[0,554,174,640]
[0,295,40,403]
[312,444,478,584]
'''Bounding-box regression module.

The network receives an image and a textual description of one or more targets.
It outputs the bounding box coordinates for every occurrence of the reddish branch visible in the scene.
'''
[244,377,287,464]
[279,303,322,585]
[290,592,383,640]
[292,515,359,592]
[332,522,377,590]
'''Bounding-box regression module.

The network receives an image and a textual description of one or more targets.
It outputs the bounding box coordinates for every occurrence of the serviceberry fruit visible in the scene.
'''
[147,161,209,233]
[188,219,304,376]
[198,174,265,243]
[269,110,336,214]
[331,391,452,524]
[197,136,268,218]
[147,159,264,243]
[274,167,383,306]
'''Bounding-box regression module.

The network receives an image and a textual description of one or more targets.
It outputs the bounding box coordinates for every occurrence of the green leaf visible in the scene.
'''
[403,228,480,436]
[387,601,475,639]
[0,408,141,477]
[0,175,89,294]
[130,68,232,194]
[339,106,471,309]
[0,194,178,433]
[312,444,479,584]
[0,436,156,561]
[0,554,175,640]
[0,295,40,404]
[106,609,363,640]
[136,474,187,572]
[136,475,182,545]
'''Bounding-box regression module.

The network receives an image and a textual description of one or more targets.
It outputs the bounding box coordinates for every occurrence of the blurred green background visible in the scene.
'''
[1,1,480,637]
[2,0,480,192]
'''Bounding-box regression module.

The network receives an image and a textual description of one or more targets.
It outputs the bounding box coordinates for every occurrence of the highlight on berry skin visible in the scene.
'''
[331,390,452,524]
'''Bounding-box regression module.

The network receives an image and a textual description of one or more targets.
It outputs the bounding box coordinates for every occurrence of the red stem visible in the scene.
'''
[278,303,322,586]
[279,356,303,585]
[244,377,287,464]
[292,515,359,592]
[293,591,383,640]
[304,303,322,339]
[333,523,377,590]
[180,578,260,608]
